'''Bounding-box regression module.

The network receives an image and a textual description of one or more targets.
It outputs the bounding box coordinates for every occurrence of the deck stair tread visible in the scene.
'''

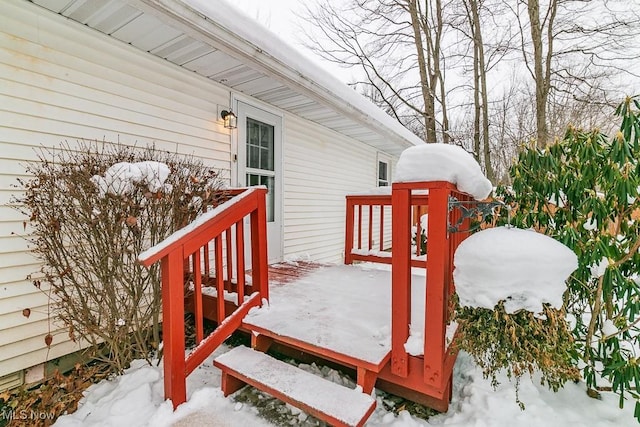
[214,346,376,427]
[241,321,391,372]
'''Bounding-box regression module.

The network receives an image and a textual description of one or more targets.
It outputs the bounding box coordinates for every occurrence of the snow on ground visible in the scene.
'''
[50,260,631,427]
[453,226,578,313]
[52,346,634,427]
[393,144,493,200]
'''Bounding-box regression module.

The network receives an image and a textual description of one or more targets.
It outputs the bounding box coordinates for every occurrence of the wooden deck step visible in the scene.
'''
[214,346,376,427]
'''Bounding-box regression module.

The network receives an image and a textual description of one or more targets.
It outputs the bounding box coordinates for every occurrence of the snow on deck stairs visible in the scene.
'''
[214,346,377,427]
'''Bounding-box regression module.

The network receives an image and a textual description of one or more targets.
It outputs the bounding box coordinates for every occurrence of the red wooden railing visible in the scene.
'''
[390,181,471,390]
[345,181,472,401]
[138,187,269,408]
[345,192,430,267]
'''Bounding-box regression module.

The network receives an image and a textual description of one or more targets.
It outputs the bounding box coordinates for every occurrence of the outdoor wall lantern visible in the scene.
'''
[221,110,237,129]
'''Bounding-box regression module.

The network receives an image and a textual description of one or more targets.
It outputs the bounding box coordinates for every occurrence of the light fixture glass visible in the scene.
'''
[221,110,237,129]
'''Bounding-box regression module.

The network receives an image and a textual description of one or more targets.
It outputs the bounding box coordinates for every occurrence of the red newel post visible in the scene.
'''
[161,249,186,408]
[345,197,355,264]
[251,188,269,302]
[391,184,411,377]
[423,185,449,389]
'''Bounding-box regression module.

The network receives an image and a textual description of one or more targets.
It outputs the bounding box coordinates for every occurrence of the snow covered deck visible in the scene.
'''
[242,263,447,369]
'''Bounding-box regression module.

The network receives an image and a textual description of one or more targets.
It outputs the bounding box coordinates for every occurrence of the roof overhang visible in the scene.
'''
[30,0,424,156]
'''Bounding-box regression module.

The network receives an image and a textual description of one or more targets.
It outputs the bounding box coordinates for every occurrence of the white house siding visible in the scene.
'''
[283,113,398,263]
[0,1,232,379]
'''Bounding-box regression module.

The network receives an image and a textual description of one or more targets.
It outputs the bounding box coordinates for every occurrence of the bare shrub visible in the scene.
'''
[455,302,579,409]
[16,141,227,373]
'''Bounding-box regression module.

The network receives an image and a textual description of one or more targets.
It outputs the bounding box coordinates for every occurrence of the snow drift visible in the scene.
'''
[453,226,578,313]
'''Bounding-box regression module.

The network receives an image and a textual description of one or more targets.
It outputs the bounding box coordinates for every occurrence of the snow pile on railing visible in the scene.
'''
[393,143,492,200]
[453,226,578,313]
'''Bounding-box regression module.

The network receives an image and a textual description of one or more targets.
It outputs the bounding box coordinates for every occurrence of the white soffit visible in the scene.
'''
[29,0,424,155]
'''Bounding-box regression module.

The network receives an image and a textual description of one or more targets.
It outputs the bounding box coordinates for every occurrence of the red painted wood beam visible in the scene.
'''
[250,189,269,302]
[161,250,186,408]
[391,185,411,378]
[424,185,449,389]
[345,199,355,265]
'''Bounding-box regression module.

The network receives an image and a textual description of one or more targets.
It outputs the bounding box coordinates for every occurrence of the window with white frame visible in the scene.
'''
[378,159,389,187]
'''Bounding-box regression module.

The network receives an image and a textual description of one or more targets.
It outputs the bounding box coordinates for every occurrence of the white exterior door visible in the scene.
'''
[237,101,283,264]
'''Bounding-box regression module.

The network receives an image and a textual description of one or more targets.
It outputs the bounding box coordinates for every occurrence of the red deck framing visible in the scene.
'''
[140,180,473,419]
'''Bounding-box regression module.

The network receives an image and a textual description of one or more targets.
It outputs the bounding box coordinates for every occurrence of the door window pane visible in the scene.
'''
[260,126,274,171]
[248,146,259,170]
[246,173,274,222]
[246,118,274,172]
[248,121,259,145]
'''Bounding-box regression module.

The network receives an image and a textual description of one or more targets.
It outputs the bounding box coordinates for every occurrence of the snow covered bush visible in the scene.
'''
[496,96,640,419]
[454,226,580,408]
[16,141,226,373]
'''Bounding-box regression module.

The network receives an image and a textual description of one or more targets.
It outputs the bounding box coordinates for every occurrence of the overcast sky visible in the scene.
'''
[230,0,359,84]
[228,0,640,123]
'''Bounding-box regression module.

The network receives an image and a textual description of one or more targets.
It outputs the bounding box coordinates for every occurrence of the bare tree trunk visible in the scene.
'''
[463,0,495,180]
[301,0,640,160]
[527,0,556,147]
[409,0,437,142]
[472,39,482,162]
[472,0,495,181]
[301,0,463,143]
[438,63,451,143]
[431,0,451,143]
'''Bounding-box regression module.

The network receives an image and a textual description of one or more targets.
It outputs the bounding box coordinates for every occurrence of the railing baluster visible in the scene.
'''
[186,254,193,279]
[236,220,245,304]
[215,235,224,324]
[379,205,384,251]
[415,205,422,257]
[203,205,210,279]
[194,248,203,344]
[357,204,362,250]
[225,228,233,292]
[204,242,210,279]
[368,205,373,251]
